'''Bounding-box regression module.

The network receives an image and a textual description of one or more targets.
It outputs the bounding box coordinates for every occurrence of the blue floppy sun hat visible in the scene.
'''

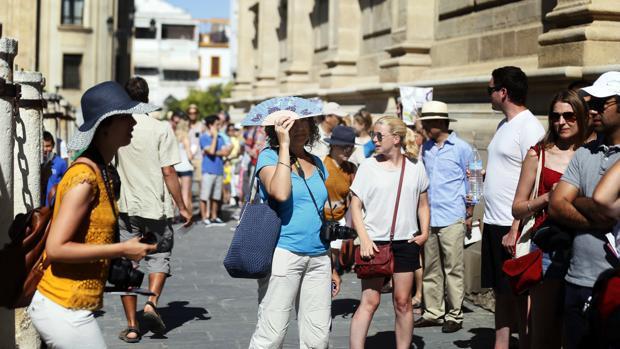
[67,81,160,150]
[241,96,323,126]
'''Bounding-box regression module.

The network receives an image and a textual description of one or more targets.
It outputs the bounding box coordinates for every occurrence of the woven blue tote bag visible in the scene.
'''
[223,172,281,278]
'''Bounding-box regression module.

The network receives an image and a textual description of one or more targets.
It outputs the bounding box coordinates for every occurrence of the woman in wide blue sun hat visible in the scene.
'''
[246,97,338,348]
[27,81,159,348]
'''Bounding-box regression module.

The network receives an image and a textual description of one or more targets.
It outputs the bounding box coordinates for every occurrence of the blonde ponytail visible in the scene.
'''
[375,116,419,162]
[403,127,420,161]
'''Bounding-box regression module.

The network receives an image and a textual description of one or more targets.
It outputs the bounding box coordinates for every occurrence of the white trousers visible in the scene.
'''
[27,291,107,349]
[249,247,332,349]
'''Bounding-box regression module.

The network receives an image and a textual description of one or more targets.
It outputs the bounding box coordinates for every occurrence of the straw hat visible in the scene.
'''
[418,101,456,122]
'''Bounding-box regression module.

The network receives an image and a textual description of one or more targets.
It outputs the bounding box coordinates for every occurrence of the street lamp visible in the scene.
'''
[107,16,114,33]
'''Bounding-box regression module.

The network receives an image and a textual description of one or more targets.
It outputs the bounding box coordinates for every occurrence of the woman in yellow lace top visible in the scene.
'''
[27,81,158,349]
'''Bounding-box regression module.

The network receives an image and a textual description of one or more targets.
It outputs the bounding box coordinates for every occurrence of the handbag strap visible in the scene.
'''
[296,156,334,223]
[390,157,407,242]
[529,144,544,202]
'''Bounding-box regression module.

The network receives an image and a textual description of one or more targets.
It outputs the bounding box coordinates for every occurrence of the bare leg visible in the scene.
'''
[200,200,208,221]
[120,295,139,339]
[181,176,193,217]
[414,266,423,302]
[145,272,167,309]
[516,294,530,349]
[210,200,220,220]
[349,278,383,349]
[495,291,517,349]
[393,272,415,349]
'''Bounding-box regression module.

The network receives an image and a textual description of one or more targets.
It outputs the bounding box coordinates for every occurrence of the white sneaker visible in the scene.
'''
[210,217,225,226]
[203,219,212,226]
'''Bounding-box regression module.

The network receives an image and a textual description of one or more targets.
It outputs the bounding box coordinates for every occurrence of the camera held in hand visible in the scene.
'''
[108,259,144,290]
[321,220,357,242]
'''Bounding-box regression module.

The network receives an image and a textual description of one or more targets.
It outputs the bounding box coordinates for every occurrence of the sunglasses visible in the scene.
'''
[487,85,503,96]
[549,111,577,122]
[587,97,617,113]
[369,131,392,142]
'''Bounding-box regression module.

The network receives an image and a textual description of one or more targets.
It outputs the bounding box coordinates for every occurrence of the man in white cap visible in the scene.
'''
[415,101,474,333]
[308,101,349,159]
[549,71,620,348]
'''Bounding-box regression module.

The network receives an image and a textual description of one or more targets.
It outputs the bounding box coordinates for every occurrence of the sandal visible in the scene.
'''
[412,297,422,309]
[118,326,141,343]
[143,301,166,335]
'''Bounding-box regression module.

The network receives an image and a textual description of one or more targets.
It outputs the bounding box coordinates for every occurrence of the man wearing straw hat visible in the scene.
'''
[415,101,474,333]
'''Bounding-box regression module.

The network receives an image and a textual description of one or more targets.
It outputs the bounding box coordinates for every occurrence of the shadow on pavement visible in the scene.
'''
[139,300,211,337]
[453,327,518,348]
[332,298,360,319]
[365,331,425,348]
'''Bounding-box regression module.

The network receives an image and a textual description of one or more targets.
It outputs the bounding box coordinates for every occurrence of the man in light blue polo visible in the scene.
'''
[415,101,474,333]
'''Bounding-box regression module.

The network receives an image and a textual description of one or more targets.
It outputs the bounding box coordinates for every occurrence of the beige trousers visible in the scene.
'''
[249,247,332,349]
[422,221,466,323]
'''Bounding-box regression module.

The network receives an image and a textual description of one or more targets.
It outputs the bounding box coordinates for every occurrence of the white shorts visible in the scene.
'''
[27,291,107,348]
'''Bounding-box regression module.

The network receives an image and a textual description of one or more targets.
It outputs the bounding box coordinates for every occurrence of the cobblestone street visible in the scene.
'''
[96,210,497,349]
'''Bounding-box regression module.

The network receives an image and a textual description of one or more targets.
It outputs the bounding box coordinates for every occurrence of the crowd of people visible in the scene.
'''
[30,67,620,349]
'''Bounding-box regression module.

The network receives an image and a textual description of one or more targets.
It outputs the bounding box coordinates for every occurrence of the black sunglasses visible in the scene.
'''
[549,111,577,122]
[369,131,390,142]
[487,85,503,96]
[586,97,618,113]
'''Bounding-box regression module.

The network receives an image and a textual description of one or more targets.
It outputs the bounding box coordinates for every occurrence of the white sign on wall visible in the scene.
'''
[399,86,433,125]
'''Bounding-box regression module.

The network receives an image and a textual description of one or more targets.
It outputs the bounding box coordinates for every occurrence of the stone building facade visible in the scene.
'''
[0,0,132,107]
[226,0,620,150]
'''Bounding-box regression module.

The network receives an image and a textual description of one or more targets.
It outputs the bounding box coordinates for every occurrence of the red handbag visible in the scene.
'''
[354,157,405,279]
[502,144,544,295]
[502,249,543,295]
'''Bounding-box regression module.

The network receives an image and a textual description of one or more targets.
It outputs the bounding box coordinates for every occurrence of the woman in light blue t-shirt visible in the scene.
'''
[249,115,339,349]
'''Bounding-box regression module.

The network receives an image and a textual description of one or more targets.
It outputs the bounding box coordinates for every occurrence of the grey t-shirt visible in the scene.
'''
[561,139,620,287]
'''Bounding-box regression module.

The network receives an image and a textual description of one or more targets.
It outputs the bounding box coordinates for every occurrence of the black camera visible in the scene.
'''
[140,230,174,254]
[321,221,357,242]
[108,259,144,290]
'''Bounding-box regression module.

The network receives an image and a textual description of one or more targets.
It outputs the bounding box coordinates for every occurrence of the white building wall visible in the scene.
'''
[198,46,232,90]
[133,0,200,106]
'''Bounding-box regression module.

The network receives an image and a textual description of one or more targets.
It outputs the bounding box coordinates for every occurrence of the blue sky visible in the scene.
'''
[167,0,230,19]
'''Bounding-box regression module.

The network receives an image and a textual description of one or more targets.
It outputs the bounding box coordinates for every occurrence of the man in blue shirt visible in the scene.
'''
[41,131,67,206]
[415,101,474,333]
[200,115,230,226]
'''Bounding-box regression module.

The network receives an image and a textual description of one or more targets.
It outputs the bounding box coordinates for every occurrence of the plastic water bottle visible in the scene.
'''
[468,146,484,204]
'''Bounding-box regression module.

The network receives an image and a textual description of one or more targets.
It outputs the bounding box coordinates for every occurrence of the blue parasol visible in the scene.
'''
[241,96,323,126]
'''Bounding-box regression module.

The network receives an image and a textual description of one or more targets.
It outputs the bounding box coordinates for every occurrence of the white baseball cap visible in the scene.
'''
[581,71,620,98]
[323,102,348,117]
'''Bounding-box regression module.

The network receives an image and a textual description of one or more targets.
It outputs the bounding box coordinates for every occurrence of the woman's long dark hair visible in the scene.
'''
[264,117,320,149]
[542,90,589,150]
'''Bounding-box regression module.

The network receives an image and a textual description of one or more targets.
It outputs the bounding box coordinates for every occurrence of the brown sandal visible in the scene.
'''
[118,326,141,343]
[143,301,166,334]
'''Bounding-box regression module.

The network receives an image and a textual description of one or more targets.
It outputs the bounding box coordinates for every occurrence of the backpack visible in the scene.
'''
[0,205,53,308]
[0,160,94,309]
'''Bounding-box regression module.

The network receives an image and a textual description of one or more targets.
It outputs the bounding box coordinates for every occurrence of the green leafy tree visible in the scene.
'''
[165,82,233,118]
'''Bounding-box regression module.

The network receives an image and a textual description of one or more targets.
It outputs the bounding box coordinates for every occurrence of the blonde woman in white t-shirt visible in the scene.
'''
[349,116,431,349]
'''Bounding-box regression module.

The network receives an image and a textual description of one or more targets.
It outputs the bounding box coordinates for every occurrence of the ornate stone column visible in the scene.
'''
[379,0,434,82]
[13,70,45,349]
[280,0,314,93]
[539,0,620,67]
[13,71,45,212]
[232,0,256,99]
[319,0,362,89]
[0,35,18,349]
[253,0,280,96]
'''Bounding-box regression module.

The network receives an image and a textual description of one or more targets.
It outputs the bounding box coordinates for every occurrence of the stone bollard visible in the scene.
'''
[13,70,45,349]
[0,36,18,349]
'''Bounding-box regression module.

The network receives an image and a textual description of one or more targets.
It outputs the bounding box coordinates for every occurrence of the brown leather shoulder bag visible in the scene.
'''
[354,157,406,279]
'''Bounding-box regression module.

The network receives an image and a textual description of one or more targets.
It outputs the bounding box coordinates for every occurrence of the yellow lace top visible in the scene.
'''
[37,163,116,310]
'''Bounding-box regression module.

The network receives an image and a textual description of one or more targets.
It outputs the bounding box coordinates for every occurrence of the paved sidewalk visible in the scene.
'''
[96,214,498,348]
